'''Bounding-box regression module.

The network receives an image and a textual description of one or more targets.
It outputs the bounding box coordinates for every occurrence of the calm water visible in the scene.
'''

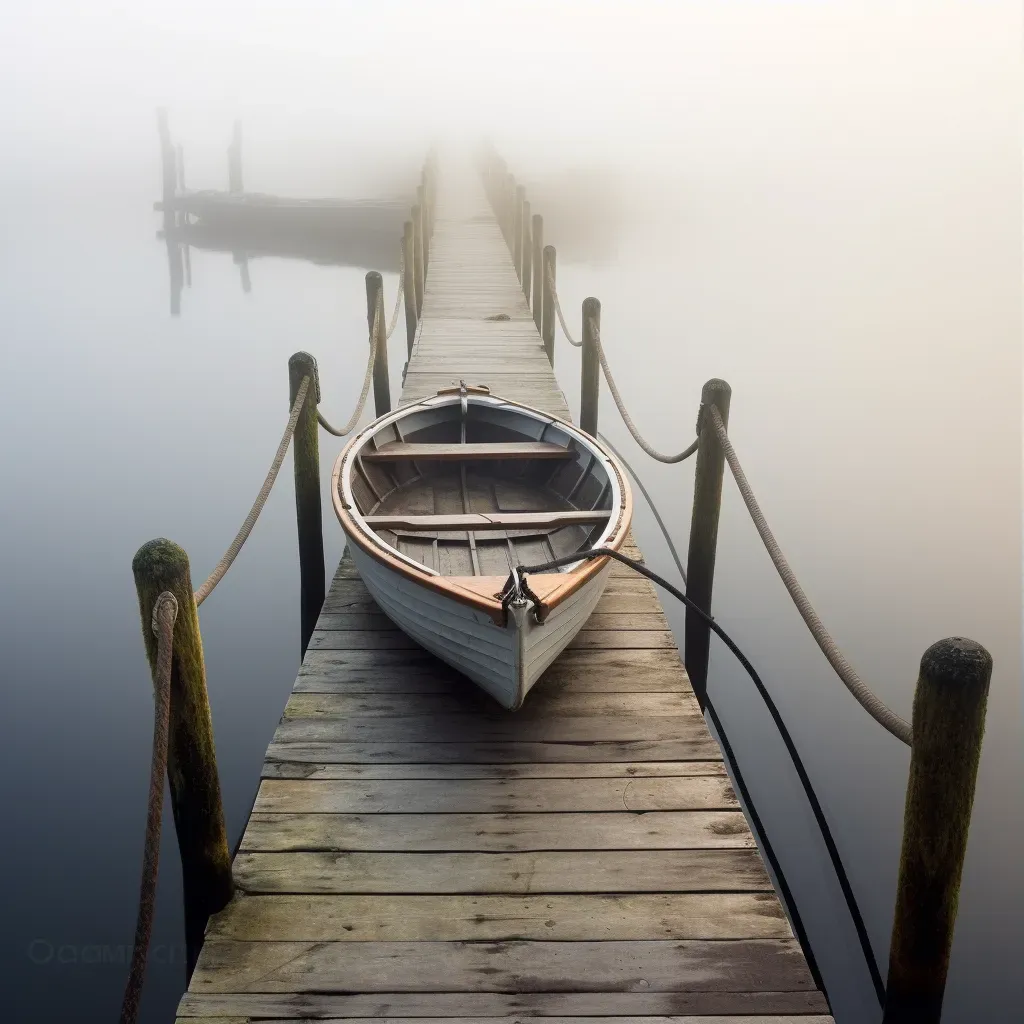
[1,11,1021,1022]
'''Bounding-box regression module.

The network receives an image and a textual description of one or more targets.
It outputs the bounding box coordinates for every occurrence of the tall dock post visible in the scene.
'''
[366,272,392,417]
[521,200,532,303]
[684,378,732,710]
[502,173,515,247]
[541,245,556,365]
[288,352,325,656]
[412,205,425,317]
[882,638,992,1024]
[402,221,418,356]
[156,108,176,210]
[580,297,601,436]
[513,186,525,280]
[417,184,429,276]
[227,120,243,193]
[531,215,544,330]
[131,539,232,976]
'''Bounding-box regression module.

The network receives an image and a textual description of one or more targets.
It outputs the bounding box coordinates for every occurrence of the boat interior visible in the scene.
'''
[339,391,623,578]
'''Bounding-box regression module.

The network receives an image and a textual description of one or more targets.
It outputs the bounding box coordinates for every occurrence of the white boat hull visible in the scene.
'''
[347,541,611,709]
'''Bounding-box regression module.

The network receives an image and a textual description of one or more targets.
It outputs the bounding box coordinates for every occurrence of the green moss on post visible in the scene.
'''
[882,637,992,1024]
[580,297,601,437]
[131,539,232,977]
[684,378,732,711]
[542,245,556,365]
[365,272,392,417]
[288,352,325,656]
[402,221,418,357]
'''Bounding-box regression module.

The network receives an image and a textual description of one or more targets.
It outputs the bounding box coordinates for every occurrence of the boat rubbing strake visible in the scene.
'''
[332,384,633,709]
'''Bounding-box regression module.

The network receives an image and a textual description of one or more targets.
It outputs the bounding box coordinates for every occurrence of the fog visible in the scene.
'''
[0,3,1020,1023]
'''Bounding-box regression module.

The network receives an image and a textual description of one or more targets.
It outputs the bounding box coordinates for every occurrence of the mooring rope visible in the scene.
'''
[119,591,178,1024]
[545,263,583,348]
[385,257,404,341]
[708,405,912,745]
[317,300,381,438]
[510,546,885,1006]
[193,376,311,606]
[588,315,700,464]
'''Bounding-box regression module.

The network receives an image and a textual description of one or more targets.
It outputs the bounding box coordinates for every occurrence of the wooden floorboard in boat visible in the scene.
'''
[177,161,833,1021]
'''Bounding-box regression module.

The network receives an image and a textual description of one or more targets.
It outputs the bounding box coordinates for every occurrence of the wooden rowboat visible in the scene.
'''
[332,384,633,709]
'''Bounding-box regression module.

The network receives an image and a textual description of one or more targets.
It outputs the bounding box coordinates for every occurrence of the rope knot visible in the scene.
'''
[151,591,179,636]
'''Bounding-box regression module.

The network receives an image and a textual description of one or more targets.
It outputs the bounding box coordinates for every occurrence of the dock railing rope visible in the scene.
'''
[193,375,311,605]
[317,298,381,437]
[546,262,583,348]
[707,403,912,744]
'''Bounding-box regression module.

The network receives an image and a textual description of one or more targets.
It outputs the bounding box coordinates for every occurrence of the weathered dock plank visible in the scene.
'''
[176,159,832,1023]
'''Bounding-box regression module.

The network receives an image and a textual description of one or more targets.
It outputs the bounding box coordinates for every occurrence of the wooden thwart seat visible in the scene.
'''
[364,510,610,531]
[364,441,575,461]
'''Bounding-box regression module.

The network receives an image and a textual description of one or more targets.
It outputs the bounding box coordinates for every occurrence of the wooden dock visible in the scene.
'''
[174,161,833,1023]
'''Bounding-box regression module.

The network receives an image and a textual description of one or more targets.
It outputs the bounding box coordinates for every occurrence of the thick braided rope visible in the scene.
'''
[119,591,178,1024]
[546,263,583,348]
[709,405,912,745]
[317,300,380,437]
[194,376,311,606]
[587,316,699,464]
[385,258,404,341]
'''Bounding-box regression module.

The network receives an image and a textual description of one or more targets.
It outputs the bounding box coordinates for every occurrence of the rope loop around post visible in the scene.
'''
[708,404,912,745]
[546,263,583,348]
[119,590,178,1024]
[193,375,311,606]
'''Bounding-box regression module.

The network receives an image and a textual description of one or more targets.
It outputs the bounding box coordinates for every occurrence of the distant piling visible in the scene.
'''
[531,215,544,330]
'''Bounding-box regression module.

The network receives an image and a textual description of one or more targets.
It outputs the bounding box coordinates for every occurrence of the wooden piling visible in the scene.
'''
[156,108,176,210]
[412,204,425,318]
[227,120,243,193]
[131,539,232,976]
[513,186,525,280]
[531,214,544,330]
[882,637,992,1024]
[288,352,325,656]
[402,221,418,357]
[366,271,392,417]
[503,173,515,247]
[521,201,532,303]
[417,184,429,276]
[541,245,556,365]
[580,297,601,437]
[684,379,732,711]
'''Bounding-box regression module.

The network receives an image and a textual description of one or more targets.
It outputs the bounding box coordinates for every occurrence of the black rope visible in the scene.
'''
[513,546,886,1008]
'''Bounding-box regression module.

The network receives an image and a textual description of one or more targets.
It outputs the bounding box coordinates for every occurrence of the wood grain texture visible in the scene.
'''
[177,160,830,1024]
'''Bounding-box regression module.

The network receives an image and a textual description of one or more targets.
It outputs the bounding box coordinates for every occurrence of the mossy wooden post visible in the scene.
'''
[684,378,732,711]
[513,185,525,281]
[531,214,544,330]
[366,271,392,418]
[412,204,425,318]
[580,297,601,437]
[402,221,418,357]
[521,200,532,303]
[131,539,232,977]
[156,108,176,211]
[882,638,992,1024]
[541,245,556,365]
[417,184,429,276]
[288,352,325,656]
[503,173,515,247]
[227,120,243,193]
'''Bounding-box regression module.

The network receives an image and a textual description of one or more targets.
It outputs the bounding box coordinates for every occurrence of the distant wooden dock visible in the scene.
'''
[173,162,832,1023]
